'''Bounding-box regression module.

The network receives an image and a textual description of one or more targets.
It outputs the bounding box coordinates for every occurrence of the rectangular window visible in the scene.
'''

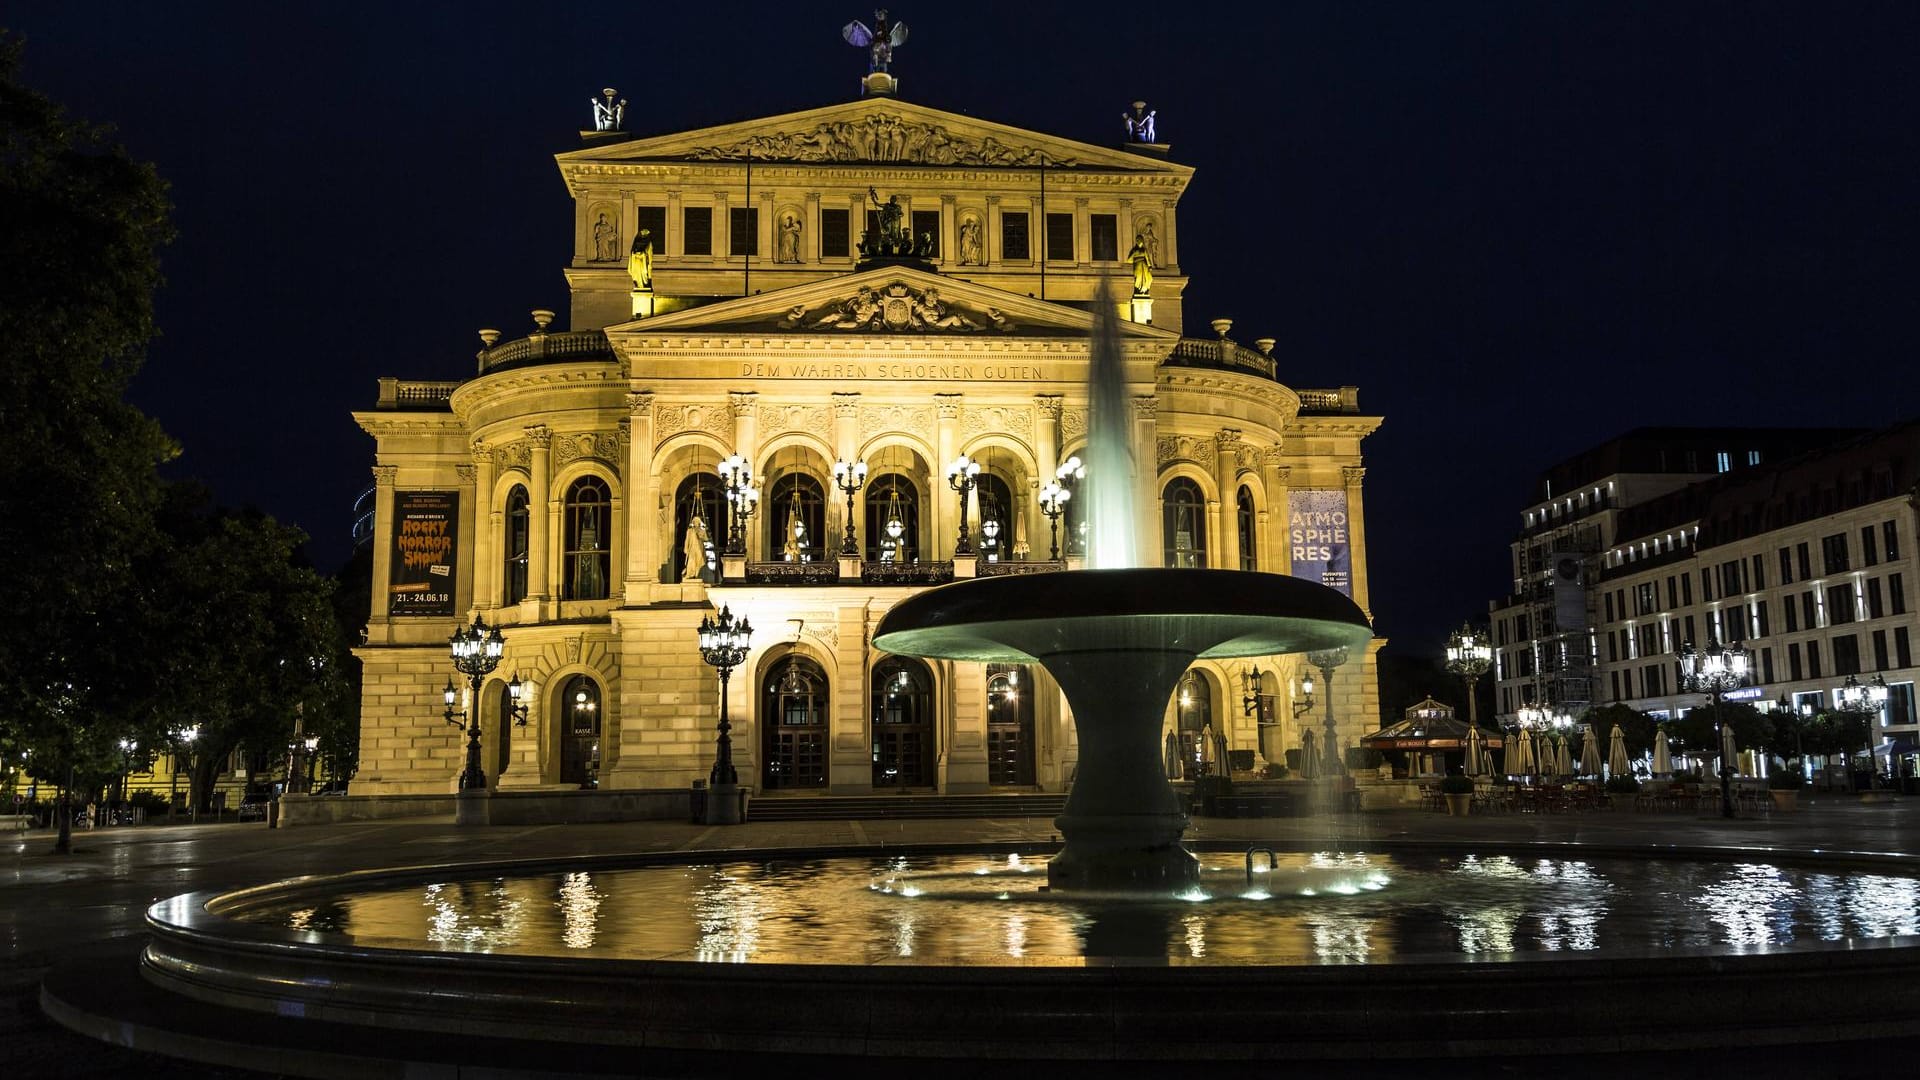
[1757,600,1770,638]
[1886,520,1901,560]
[1001,212,1030,261]
[729,207,760,256]
[1797,543,1811,581]
[1681,574,1692,607]
[1822,532,1849,575]
[1833,635,1861,677]
[1873,629,1889,671]
[682,206,713,255]
[1862,526,1879,567]
[1802,591,1816,629]
[1610,670,1621,701]
[1898,627,1912,669]
[911,210,940,257]
[820,208,850,258]
[1892,573,1906,616]
[1090,213,1119,261]
[1667,575,1678,610]
[1716,451,1731,473]
[1637,583,1656,615]
[1721,561,1742,598]
[1827,583,1856,625]
[1807,640,1822,679]
[1604,592,1615,622]
[1607,633,1618,663]
[1684,614,1697,646]
[1761,647,1775,684]
[1748,449,1762,466]
[1045,212,1074,261]
[1788,642,1803,681]
[1785,596,1799,632]
[1868,578,1884,619]
[634,206,667,258]
[1750,554,1765,591]
[1779,547,1793,585]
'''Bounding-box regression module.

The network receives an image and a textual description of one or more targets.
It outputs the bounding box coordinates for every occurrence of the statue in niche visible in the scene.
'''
[1123,100,1157,143]
[776,213,803,263]
[1128,233,1154,296]
[957,216,982,266]
[628,228,654,291]
[681,509,713,583]
[592,213,618,262]
[591,88,626,132]
[842,9,909,73]
[1140,219,1160,268]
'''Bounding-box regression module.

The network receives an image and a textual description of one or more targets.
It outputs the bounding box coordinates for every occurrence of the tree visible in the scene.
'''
[1584,702,1655,758]
[0,36,176,852]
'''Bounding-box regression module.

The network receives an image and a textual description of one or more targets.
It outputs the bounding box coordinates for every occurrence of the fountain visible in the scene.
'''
[874,282,1370,892]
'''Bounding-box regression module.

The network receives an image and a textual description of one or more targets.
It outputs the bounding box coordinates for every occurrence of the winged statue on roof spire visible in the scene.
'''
[843,10,908,73]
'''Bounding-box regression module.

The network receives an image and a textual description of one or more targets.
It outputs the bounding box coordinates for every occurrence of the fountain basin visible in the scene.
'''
[125,841,1920,1063]
[873,569,1372,891]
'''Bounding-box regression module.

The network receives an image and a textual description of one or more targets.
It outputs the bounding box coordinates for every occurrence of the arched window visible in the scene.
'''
[1175,669,1215,779]
[865,473,920,563]
[559,675,600,787]
[503,485,530,605]
[763,654,828,789]
[767,473,826,563]
[563,476,611,600]
[975,473,1014,562]
[986,663,1035,785]
[1237,485,1258,571]
[1162,477,1207,568]
[674,473,724,583]
[871,656,933,787]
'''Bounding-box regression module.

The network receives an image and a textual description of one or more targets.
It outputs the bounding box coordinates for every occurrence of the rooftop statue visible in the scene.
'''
[592,88,626,132]
[1123,100,1157,144]
[843,9,909,73]
[859,186,918,258]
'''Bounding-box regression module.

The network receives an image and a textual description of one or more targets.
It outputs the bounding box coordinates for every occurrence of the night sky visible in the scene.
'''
[9,1,1916,655]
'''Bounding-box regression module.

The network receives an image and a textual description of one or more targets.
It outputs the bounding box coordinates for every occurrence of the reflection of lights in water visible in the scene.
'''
[888,906,918,956]
[1806,875,1846,940]
[1002,911,1029,958]
[422,880,529,951]
[287,908,316,930]
[1183,913,1208,957]
[1453,906,1520,954]
[1241,890,1272,901]
[1177,888,1211,903]
[692,870,767,962]
[1697,864,1796,946]
[558,871,601,950]
[1453,854,1529,881]
[1310,916,1373,963]
[1840,875,1920,938]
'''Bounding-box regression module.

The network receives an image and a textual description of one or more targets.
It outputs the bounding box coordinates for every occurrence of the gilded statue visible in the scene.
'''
[1128,233,1154,296]
[628,228,654,291]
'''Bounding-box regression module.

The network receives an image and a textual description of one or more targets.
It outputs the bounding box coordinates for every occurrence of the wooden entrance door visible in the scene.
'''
[872,657,933,788]
[763,655,828,789]
[986,664,1034,786]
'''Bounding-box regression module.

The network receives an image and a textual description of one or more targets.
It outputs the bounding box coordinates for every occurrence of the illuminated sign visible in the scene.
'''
[1722,686,1767,702]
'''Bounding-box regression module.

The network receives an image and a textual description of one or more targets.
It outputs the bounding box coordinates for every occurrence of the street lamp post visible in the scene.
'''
[1308,647,1350,779]
[444,616,509,792]
[718,454,759,557]
[1677,637,1754,819]
[174,725,199,824]
[116,737,136,821]
[1038,480,1069,561]
[1054,455,1085,556]
[832,458,867,556]
[1837,672,1890,790]
[1444,623,1494,730]
[946,454,981,555]
[696,605,753,825]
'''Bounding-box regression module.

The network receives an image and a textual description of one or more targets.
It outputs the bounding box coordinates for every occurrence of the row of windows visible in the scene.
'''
[1606,565,1908,629]
[1605,627,1915,702]
[495,473,1266,603]
[1602,574,1909,664]
[629,205,1132,263]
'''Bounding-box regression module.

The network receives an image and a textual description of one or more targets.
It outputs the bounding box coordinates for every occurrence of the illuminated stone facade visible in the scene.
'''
[352,96,1383,798]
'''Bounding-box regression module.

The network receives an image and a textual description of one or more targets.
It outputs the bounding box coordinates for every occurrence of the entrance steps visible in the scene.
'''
[746,792,1066,822]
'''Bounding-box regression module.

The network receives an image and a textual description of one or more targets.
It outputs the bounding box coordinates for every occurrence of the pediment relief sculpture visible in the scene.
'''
[778,281,1015,334]
[687,113,1078,167]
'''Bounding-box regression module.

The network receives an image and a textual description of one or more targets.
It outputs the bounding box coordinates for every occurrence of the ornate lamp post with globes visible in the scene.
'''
[832,458,868,556]
[718,454,759,557]
[1054,455,1085,555]
[1307,647,1350,782]
[946,453,981,555]
[1038,479,1070,561]
[442,616,528,792]
[1678,637,1753,819]
[1444,623,1493,730]
[696,606,753,825]
[1836,672,1890,790]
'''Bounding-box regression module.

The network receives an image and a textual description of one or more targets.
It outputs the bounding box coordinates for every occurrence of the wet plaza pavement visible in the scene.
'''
[6,795,1920,1077]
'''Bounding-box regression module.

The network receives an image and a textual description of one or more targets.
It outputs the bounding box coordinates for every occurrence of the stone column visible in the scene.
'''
[934,394,962,559]
[1132,397,1159,565]
[665,192,682,257]
[940,195,957,264]
[1118,198,1134,253]
[1264,451,1291,576]
[1344,465,1373,618]
[849,193,865,253]
[985,195,1001,265]
[525,426,552,607]
[472,445,500,612]
[730,392,759,559]
[804,192,821,261]
[1214,429,1241,571]
[369,464,397,627]
[759,190,774,263]
[1074,196,1091,268]
[1160,199,1179,271]
[714,191,729,258]
[624,392,656,599]
[1034,395,1061,555]
[832,393,860,552]
[455,462,478,617]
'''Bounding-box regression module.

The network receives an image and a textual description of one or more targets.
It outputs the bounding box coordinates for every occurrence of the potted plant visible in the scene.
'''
[1604,774,1641,811]
[1768,765,1804,811]
[1439,771,1476,816]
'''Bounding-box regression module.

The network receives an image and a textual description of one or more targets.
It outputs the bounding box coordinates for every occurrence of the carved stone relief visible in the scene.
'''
[858,404,935,443]
[492,439,532,472]
[654,402,735,444]
[1156,434,1217,470]
[777,280,1013,334]
[552,431,621,467]
[766,403,832,440]
[1060,408,1087,441]
[961,405,1033,442]
[687,114,1080,167]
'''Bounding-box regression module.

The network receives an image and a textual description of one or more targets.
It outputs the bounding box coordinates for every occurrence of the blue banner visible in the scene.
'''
[1289,489,1352,597]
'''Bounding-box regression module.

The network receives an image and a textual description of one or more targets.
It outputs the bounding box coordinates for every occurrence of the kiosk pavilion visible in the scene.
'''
[351,81,1384,805]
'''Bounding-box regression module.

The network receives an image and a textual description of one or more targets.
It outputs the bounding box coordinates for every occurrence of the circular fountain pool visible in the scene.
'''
[135,842,1920,1062]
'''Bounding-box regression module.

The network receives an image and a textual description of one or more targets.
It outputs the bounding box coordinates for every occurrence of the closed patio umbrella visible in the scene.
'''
[1534,732,1554,781]
[1652,729,1672,776]
[1581,725,1603,778]
[1557,735,1574,780]
[1508,728,1531,777]
[1608,724,1631,780]
[1720,724,1739,778]
[1464,724,1486,777]
[1300,729,1318,780]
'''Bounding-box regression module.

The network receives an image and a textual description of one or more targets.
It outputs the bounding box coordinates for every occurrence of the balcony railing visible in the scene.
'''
[977,559,1068,577]
[478,330,615,374]
[862,561,955,586]
[375,378,459,410]
[741,562,841,585]
[1296,387,1361,413]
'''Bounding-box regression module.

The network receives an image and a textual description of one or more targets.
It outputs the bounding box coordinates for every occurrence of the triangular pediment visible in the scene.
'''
[559,98,1189,176]
[606,265,1179,341]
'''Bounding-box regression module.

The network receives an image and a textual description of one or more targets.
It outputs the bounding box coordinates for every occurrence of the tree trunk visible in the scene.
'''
[52,767,72,855]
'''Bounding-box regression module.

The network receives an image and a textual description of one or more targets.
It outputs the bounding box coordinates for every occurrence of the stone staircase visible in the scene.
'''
[745,792,1067,822]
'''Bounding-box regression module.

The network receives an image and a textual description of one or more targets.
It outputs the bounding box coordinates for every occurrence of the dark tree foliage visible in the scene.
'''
[1584,702,1656,757]
[0,36,176,849]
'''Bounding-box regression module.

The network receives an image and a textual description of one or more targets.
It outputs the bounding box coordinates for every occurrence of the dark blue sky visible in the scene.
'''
[9,1,1916,654]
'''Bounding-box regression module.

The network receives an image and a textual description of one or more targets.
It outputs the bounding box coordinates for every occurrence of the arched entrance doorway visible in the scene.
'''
[1175,669,1214,779]
[986,663,1034,786]
[558,675,601,787]
[865,473,920,563]
[762,653,828,789]
[871,657,933,788]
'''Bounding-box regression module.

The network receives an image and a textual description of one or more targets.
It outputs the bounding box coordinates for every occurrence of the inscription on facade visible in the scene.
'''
[738,362,1045,381]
